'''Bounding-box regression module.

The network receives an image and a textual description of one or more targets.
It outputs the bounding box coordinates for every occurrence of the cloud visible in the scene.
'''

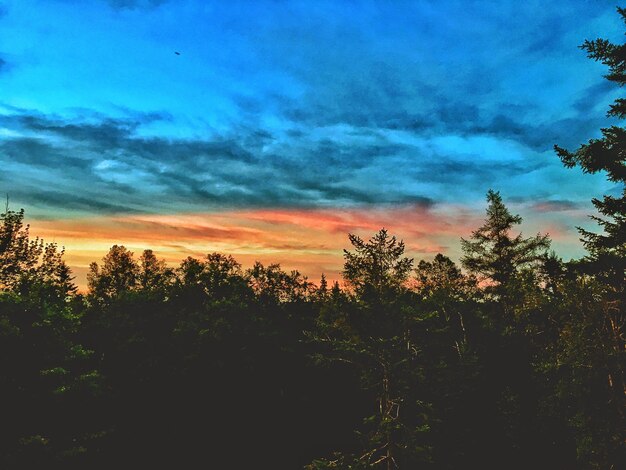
[104,0,169,10]
[530,200,583,212]
[213,1,617,157]
[0,103,613,222]
[29,197,596,290]
[0,0,617,223]
[29,203,481,289]
[1,110,436,215]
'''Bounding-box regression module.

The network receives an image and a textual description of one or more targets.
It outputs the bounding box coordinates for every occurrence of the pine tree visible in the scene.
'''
[553,9,626,460]
[554,8,625,289]
[309,230,431,469]
[343,228,414,302]
[461,190,550,289]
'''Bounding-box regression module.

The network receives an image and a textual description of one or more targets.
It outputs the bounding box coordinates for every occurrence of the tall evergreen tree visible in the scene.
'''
[553,8,626,462]
[554,9,626,289]
[461,190,550,289]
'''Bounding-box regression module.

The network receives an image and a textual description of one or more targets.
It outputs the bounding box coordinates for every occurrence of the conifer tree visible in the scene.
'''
[554,8,626,289]
[553,8,626,458]
[309,229,431,469]
[461,190,550,289]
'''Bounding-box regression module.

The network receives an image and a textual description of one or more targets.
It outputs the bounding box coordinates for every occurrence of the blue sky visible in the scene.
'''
[0,0,623,273]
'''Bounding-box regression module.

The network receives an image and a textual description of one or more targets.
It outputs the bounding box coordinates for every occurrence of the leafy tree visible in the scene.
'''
[0,208,44,291]
[543,275,625,469]
[415,254,476,357]
[0,208,100,468]
[415,254,476,301]
[87,245,139,300]
[139,249,173,291]
[246,261,312,303]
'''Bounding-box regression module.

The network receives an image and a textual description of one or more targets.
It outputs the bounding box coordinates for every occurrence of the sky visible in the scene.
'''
[0,0,623,288]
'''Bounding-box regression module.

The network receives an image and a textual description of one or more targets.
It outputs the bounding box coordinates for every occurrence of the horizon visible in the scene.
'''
[1,0,622,289]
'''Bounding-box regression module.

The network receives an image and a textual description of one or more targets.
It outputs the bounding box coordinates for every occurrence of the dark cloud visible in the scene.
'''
[1,110,442,214]
[23,190,144,213]
[222,2,616,155]
[0,2,6,74]
[411,157,549,193]
[573,80,616,114]
[269,87,612,152]
[105,0,169,10]
[530,200,582,212]
[1,137,91,170]
[251,72,607,153]
[0,96,603,218]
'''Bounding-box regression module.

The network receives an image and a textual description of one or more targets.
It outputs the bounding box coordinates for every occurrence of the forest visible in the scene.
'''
[1,9,625,470]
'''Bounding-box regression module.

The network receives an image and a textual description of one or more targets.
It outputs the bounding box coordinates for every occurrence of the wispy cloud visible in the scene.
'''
[29,199,598,290]
[0,0,620,288]
[29,204,477,288]
[0,105,613,222]
[104,0,170,9]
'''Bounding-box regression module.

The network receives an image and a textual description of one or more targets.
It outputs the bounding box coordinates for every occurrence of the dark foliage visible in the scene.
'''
[1,197,623,469]
[1,9,625,469]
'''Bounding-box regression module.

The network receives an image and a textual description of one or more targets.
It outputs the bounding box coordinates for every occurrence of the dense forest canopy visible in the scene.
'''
[1,7,625,470]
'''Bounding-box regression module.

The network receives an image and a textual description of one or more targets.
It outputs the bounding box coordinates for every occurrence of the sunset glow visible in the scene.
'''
[1,0,620,288]
[28,201,593,289]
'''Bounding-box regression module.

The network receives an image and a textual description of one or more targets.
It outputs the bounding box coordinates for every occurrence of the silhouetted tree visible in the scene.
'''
[415,254,476,357]
[553,8,626,466]
[343,229,414,302]
[0,208,43,291]
[138,249,173,292]
[247,261,312,303]
[309,229,430,469]
[87,245,139,301]
[0,208,100,469]
[554,9,626,290]
[461,190,550,291]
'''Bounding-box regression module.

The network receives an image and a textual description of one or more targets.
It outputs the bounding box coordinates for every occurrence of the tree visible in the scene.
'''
[461,190,550,289]
[415,254,475,300]
[0,206,76,299]
[309,230,431,469]
[139,249,172,292]
[0,208,100,467]
[554,9,626,290]
[415,254,476,358]
[343,228,414,302]
[0,208,43,291]
[553,9,626,465]
[175,253,250,303]
[246,262,312,303]
[87,245,139,300]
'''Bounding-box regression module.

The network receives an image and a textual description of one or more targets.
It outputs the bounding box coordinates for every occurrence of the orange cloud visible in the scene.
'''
[28,204,482,290]
[27,201,590,291]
